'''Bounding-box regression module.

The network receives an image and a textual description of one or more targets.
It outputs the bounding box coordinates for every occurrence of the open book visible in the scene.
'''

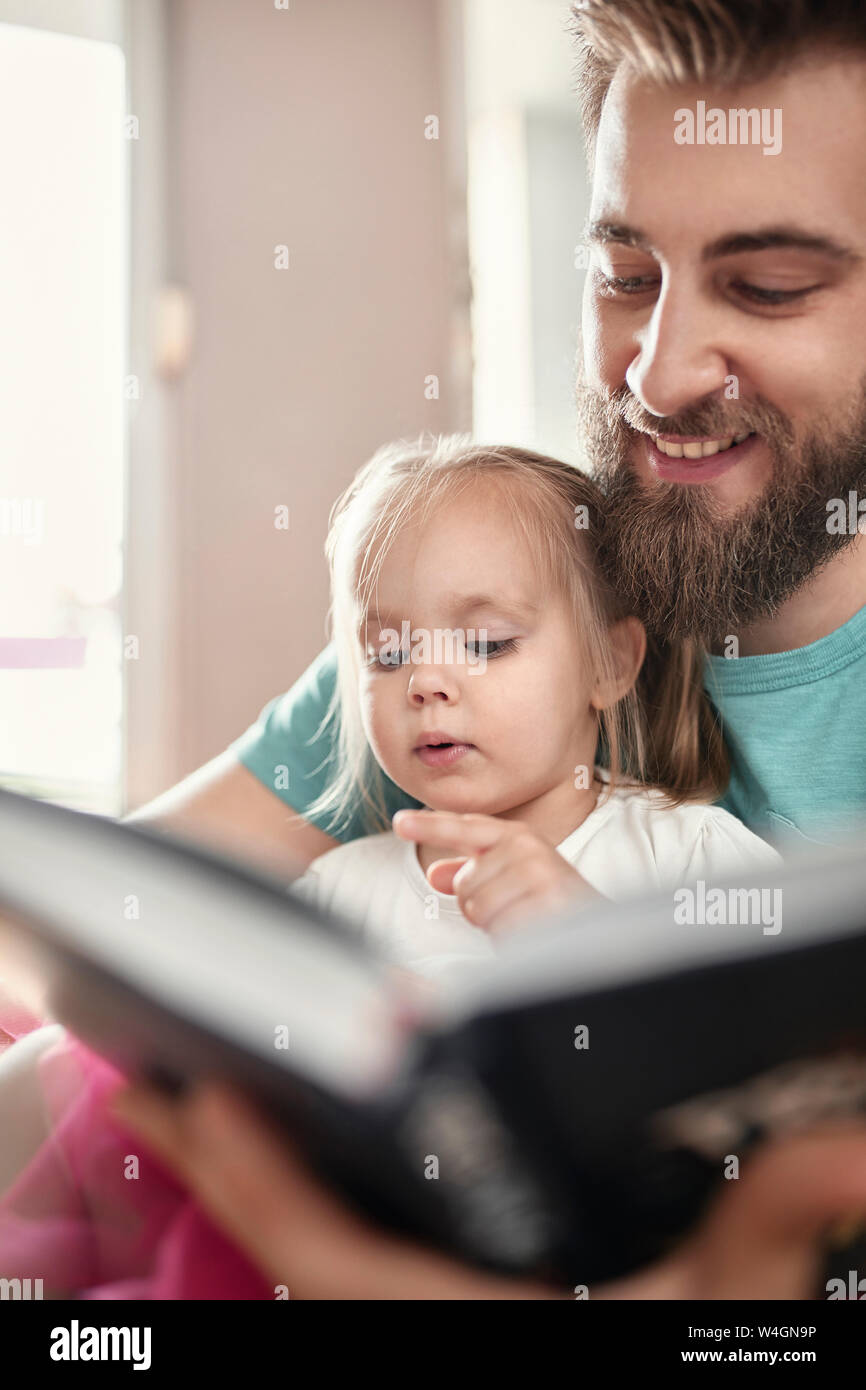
[1,785,865,1287]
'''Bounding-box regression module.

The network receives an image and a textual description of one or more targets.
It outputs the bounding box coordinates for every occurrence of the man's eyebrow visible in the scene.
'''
[584,219,862,265]
[701,226,862,264]
[584,221,654,253]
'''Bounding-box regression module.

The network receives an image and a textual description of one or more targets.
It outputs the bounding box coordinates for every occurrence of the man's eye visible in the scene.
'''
[729,280,823,306]
[592,268,661,298]
[595,269,824,309]
[594,270,660,298]
[465,637,518,659]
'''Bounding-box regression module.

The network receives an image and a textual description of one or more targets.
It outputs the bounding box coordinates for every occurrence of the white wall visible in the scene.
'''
[126,0,470,805]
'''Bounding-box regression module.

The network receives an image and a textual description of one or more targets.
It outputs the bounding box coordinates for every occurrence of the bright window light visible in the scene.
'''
[0,21,127,812]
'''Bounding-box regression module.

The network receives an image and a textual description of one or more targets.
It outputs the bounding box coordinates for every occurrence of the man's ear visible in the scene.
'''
[591,616,646,711]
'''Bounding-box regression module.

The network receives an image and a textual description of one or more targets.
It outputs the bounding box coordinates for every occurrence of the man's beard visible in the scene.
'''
[579,377,866,643]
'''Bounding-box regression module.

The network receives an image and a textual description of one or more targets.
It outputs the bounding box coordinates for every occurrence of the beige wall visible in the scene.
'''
[127,0,469,804]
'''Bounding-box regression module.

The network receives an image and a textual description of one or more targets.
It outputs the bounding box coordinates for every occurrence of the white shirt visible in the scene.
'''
[292,773,783,982]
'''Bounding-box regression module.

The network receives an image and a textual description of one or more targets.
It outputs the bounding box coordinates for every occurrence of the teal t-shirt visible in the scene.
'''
[232,645,421,842]
[233,605,866,847]
[704,602,866,847]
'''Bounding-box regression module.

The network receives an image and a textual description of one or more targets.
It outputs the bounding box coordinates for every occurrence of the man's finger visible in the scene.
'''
[597,1123,866,1301]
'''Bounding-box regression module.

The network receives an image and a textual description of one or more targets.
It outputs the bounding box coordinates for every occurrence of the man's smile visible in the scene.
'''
[641,429,762,484]
[651,430,755,458]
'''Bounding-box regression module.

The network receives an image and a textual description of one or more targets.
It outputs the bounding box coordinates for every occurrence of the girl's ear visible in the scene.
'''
[591,616,646,711]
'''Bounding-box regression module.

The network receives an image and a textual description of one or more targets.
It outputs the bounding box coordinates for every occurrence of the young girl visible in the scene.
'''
[291,434,779,980]
[0,434,781,1298]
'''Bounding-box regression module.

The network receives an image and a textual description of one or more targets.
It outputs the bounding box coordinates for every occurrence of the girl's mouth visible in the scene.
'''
[414,741,475,768]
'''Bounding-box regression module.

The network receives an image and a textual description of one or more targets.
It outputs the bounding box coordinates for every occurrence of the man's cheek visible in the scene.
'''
[581,294,621,391]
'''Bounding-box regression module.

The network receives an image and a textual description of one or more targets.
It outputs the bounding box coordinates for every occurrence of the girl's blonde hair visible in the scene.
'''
[306,433,729,837]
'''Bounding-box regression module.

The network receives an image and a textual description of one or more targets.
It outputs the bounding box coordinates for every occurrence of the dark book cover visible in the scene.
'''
[1,786,865,1288]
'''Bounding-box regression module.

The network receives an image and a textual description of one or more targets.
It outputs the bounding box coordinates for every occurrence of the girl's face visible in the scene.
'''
[357,477,607,824]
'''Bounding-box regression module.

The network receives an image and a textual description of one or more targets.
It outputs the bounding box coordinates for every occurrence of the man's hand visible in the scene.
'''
[112,1081,557,1299]
[113,1080,866,1300]
[392,809,597,934]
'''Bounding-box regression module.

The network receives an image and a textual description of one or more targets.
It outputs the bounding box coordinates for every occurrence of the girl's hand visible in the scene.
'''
[392,809,598,935]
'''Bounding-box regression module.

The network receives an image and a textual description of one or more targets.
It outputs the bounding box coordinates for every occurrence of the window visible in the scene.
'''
[464,0,589,463]
[0,8,128,812]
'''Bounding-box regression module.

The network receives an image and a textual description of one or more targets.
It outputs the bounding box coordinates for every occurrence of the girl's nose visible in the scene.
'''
[406,664,460,705]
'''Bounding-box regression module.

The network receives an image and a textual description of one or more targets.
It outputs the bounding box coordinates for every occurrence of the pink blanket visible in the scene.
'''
[0,985,272,1299]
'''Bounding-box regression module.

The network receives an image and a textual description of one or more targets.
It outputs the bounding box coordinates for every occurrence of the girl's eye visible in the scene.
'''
[365,637,520,666]
[465,637,518,659]
[371,648,409,670]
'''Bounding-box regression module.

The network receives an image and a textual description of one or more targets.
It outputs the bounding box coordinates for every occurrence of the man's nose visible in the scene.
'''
[407,663,460,706]
[626,280,731,419]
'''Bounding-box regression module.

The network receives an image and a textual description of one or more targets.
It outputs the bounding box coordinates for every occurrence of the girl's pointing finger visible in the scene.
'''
[392,809,509,855]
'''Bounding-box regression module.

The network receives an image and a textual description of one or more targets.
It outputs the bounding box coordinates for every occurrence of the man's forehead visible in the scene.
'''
[598,54,866,137]
[591,58,866,248]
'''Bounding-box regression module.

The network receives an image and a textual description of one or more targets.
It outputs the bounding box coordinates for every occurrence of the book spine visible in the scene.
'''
[393,1058,561,1273]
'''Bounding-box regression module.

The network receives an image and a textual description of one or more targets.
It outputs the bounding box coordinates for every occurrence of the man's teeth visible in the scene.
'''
[651,432,753,459]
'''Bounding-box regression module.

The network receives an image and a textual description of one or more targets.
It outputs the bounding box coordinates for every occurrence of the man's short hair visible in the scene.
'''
[567,0,866,165]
